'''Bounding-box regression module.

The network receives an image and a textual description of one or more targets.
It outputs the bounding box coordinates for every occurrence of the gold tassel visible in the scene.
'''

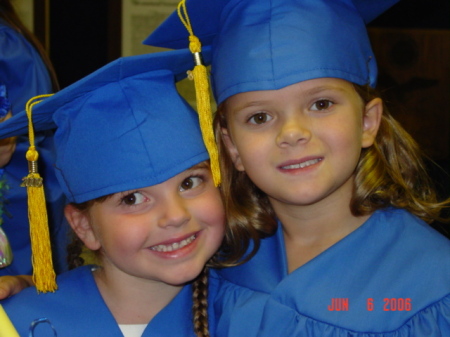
[20,95,57,293]
[178,0,221,186]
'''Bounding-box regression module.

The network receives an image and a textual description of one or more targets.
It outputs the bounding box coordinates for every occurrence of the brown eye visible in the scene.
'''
[311,99,333,111]
[249,112,271,124]
[179,176,202,191]
[121,192,145,205]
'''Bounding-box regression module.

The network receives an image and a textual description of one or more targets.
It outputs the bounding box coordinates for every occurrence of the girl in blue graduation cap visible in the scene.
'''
[146,0,450,335]
[0,48,231,337]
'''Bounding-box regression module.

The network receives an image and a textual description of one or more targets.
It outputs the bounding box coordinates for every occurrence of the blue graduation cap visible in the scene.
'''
[0,48,211,204]
[144,0,399,105]
[0,48,213,294]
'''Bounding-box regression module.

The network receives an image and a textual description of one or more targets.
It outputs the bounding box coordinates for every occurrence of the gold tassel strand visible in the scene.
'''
[20,95,57,293]
[177,0,221,186]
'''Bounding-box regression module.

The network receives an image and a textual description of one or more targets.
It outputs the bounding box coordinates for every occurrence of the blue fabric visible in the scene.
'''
[216,208,450,335]
[209,272,269,337]
[144,0,399,104]
[0,19,51,116]
[1,265,203,336]
[0,48,210,204]
[1,266,264,337]
[0,20,69,275]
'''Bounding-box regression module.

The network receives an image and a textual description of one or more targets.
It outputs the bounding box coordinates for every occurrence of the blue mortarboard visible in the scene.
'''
[0,48,211,204]
[144,0,399,104]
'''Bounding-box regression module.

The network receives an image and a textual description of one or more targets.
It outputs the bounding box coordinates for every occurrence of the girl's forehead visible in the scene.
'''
[225,78,356,105]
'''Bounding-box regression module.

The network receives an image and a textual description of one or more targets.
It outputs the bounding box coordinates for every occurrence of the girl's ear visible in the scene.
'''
[64,204,101,251]
[362,97,383,148]
[220,127,245,171]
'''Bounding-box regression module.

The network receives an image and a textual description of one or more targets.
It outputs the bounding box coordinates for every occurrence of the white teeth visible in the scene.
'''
[150,234,196,252]
[282,158,321,169]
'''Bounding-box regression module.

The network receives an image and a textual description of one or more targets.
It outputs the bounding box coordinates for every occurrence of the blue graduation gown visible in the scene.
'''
[0,20,68,275]
[1,265,204,336]
[209,271,269,337]
[215,208,450,336]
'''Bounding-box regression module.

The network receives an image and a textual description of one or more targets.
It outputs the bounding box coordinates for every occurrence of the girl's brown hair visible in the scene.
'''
[351,85,448,221]
[214,84,449,261]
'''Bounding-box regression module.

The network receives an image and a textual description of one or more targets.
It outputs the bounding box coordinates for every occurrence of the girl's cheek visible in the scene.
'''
[208,196,226,227]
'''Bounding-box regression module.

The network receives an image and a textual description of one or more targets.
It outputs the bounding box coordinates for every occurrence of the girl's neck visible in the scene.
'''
[93,265,183,325]
[271,186,370,273]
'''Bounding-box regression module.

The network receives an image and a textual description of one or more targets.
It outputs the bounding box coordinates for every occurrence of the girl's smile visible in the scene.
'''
[277,157,323,172]
[149,232,198,253]
[146,230,205,261]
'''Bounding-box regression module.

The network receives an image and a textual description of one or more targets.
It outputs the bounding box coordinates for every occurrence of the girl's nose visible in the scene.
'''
[276,115,311,147]
[157,196,191,228]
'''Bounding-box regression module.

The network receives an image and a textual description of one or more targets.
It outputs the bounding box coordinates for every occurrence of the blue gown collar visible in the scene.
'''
[216,223,288,293]
[143,284,195,336]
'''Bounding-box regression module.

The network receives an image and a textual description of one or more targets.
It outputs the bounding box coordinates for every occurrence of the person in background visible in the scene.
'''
[0,0,68,296]
[146,0,450,335]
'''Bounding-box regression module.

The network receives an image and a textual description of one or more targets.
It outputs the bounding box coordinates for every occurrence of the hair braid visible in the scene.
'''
[192,267,210,337]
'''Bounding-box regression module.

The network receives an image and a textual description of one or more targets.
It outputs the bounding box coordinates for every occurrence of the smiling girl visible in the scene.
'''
[0,49,226,337]
[220,77,382,271]
[146,0,450,335]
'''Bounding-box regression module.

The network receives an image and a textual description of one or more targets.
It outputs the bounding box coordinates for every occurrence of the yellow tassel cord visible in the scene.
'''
[20,95,57,293]
[177,0,221,186]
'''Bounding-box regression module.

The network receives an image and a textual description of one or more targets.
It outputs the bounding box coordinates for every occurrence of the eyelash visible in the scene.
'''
[311,99,334,111]
[119,190,146,207]
[179,174,205,191]
[244,99,334,124]
[247,112,272,125]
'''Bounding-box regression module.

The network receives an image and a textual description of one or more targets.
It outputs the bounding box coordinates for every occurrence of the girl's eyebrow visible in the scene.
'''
[305,85,349,96]
[189,161,210,171]
[229,100,271,113]
[229,84,351,113]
